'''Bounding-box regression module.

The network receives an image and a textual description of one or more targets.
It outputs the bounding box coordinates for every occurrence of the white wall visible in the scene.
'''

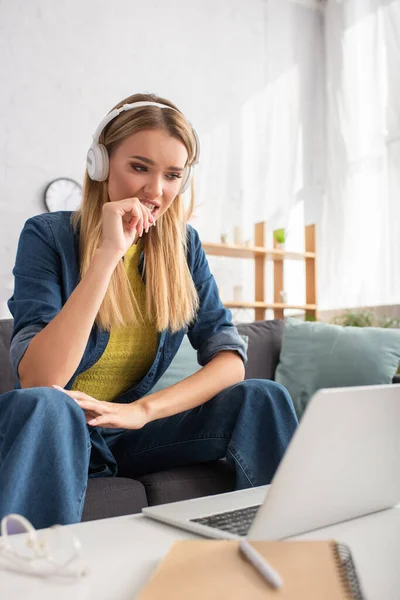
[0,0,267,317]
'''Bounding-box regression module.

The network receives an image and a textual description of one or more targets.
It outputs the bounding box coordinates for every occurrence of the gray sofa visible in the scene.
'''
[1,318,398,522]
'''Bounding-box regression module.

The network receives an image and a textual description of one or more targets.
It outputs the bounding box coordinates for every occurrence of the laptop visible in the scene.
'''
[143,384,400,540]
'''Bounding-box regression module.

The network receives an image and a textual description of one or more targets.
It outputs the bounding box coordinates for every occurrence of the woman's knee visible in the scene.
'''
[0,386,86,427]
[230,379,296,415]
[231,378,288,398]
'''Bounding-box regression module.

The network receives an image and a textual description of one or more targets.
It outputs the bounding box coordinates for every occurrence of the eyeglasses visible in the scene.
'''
[0,514,88,580]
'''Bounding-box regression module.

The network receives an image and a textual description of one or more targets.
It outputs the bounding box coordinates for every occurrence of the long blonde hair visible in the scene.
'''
[72,93,200,333]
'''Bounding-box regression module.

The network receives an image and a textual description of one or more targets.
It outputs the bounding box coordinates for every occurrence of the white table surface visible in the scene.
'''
[1,504,399,600]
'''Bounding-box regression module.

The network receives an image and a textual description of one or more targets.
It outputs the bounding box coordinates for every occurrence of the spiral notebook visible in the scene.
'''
[137,540,364,599]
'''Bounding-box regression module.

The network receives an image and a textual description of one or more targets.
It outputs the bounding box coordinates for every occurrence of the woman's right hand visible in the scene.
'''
[101,197,156,258]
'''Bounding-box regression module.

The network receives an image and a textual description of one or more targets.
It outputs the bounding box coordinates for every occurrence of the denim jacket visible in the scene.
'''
[8,211,247,401]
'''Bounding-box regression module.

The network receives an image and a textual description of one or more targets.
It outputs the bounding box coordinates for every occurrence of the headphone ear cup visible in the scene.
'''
[179,165,192,194]
[87,143,109,181]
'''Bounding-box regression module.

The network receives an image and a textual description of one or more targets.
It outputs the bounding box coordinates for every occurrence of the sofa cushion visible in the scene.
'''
[81,477,148,522]
[137,461,235,506]
[236,319,284,381]
[0,319,16,395]
[275,319,400,419]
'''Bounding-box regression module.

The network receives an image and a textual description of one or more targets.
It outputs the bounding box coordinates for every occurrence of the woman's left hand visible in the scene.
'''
[52,386,149,429]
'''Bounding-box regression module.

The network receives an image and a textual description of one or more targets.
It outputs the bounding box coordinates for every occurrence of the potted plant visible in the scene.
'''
[274,228,286,249]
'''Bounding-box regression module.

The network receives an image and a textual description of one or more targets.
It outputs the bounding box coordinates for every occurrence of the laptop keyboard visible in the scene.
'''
[191,504,261,537]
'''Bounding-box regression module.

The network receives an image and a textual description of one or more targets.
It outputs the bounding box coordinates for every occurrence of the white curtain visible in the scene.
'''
[191,0,400,315]
[321,0,400,310]
[190,0,325,313]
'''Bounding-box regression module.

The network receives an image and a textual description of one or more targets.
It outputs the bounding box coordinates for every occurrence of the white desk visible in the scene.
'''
[1,503,399,600]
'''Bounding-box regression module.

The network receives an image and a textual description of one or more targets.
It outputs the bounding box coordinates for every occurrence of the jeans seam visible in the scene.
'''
[77,443,92,519]
[120,434,231,458]
[227,447,255,487]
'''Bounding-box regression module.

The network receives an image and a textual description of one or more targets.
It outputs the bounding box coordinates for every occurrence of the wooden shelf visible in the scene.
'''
[202,221,318,321]
[223,302,318,311]
[202,242,315,261]
[267,250,316,261]
[202,243,265,259]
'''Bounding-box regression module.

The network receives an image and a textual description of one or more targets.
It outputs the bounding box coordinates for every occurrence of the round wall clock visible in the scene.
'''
[44,178,82,212]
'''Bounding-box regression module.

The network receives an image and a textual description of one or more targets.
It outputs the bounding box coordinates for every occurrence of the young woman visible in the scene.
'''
[0,93,298,529]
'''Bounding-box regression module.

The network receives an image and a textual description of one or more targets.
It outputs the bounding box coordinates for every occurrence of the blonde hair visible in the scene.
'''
[72,93,200,333]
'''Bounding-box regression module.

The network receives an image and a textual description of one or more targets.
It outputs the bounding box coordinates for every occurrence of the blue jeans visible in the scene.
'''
[0,379,298,529]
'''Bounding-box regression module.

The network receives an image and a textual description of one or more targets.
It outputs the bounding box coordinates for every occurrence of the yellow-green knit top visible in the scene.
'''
[72,240,158,402]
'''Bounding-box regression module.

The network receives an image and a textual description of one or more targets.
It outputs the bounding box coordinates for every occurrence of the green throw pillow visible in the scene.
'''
[148,334,248,394]
[275,319,400,420]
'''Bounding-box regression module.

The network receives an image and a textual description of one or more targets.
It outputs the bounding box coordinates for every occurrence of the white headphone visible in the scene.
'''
[86,101,200,194]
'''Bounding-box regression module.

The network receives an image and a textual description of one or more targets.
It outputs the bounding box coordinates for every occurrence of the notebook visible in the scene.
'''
[137,540,364,599]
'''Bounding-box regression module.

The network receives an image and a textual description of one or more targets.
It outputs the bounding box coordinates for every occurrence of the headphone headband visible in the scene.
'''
[87,100,199,189]
[92,101,199,164]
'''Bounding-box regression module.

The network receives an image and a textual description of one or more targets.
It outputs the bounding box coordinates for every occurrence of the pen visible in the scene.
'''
[239,539,283,590]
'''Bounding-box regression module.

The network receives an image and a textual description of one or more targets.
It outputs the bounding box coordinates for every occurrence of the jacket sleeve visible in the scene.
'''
[7,216,63,378]
[186,225,247,367]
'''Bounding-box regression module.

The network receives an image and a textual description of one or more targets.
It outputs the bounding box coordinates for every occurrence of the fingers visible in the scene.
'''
[52,386,96,404]
[52,385,70,396]
[52,386,106,413]
[87,415,115,427]
[127,198,156,237]
[104,197,156,239]
[66,390,94,402]
[134,204,146,238]
[84,411,99,425]
[144,204,156,229]
[52,385,121,427]
[132,202,155,237]
[83,411,118,428]
[75,397,110,414]
[74,402,113,427]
